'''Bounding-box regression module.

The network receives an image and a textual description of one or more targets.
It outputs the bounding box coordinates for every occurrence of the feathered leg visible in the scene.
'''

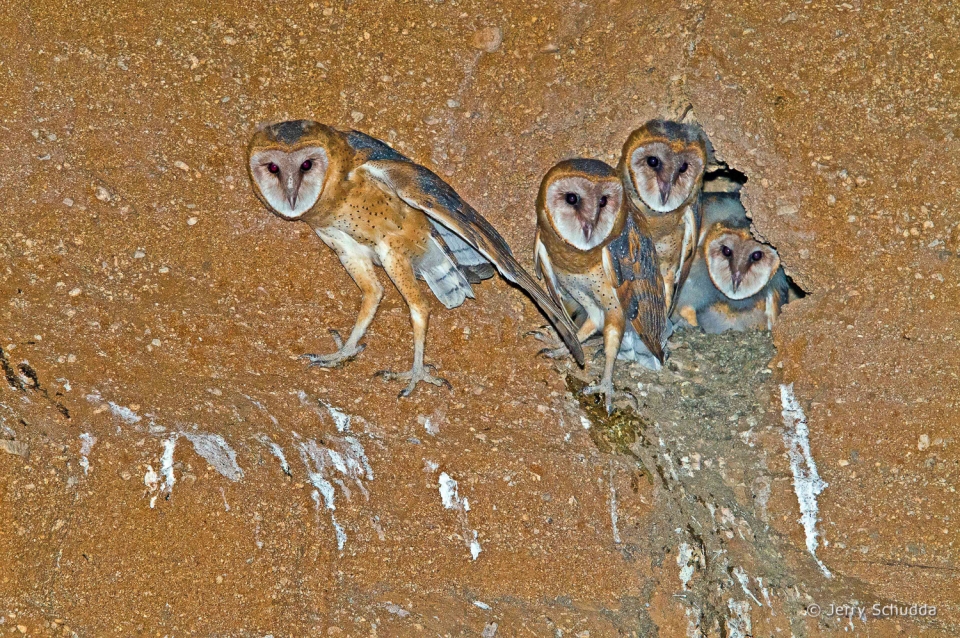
[375,250,451,397]
[303,250,381,368]
[582,307,635,414]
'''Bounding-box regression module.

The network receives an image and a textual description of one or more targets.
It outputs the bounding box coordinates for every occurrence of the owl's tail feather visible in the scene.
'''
[497,260,585,366]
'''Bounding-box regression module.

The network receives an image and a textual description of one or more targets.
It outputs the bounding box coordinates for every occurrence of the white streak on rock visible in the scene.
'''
[143,435,177,508]
[580,415,591,430]
[779,383,831,578]
[257,434,291,476]
[732,566,762,606]
[438,471,482,561]
[322,401,352,432]
[183,432,243,481]
[473,600,491,610]
[726,599,752,638]
[79,432,97,475]
[297,426,374,552]
[439,472,460,509]
[609,462,622,544]
[243,394,279,425]
[159,436,176,496]
[144,465,158,495]
[383,602,410,618]
[109,402,141,424]
[677,542,696,590]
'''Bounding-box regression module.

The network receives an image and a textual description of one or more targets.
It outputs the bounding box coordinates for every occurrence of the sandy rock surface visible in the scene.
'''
[1,0,958,636]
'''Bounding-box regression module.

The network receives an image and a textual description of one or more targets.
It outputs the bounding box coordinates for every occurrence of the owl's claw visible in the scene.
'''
[375,363,451,398]
[301,330,366,368]
[583,380,637,415]
[527,327,573,360]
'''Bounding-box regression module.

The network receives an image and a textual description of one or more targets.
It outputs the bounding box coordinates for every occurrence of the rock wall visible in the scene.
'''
[1,0,957,635]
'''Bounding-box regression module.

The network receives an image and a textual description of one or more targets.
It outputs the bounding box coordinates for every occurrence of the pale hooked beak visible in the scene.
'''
[582,220,595,240]
[285,174,301,210]
[658,180,672,206]
[731,271,743,292]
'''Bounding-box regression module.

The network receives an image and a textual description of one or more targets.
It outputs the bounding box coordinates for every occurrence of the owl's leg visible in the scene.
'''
[582,308,634,414]
[302,252,382,368]
[375,252,451,398]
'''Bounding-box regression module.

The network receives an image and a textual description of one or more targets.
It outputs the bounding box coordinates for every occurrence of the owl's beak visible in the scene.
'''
[285,173,303,210]
[658,179,672,206]
[582,221,594,240]
[731,271,743,292]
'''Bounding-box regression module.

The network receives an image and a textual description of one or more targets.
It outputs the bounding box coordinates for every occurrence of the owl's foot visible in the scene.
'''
[525,327,573,360]
[583,379,637,415]
[301,329,366,368]
[375,363,451,398]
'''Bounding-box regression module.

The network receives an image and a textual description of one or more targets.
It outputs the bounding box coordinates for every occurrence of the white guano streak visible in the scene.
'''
[780,383,831,578]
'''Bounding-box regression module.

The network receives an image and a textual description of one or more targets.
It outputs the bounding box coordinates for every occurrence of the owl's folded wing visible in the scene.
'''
[605,211,667,363]
[671,200,701,317]
[361,159,585,366]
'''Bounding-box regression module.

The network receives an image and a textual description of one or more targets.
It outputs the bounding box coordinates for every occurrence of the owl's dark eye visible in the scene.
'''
[646,156,661,169]
[267,163,280,174]
[300,159,313,172]
[678,162,689,174]
[598,195,608,208]
[750,250,764,262]
[565,192,579,206]
[721,245,733,258]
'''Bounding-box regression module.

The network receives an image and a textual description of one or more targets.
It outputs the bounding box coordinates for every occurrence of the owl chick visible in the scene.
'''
[247,120,584,397]
[534,159,666,413]
[671,192,789,333]
[618,119,708,315]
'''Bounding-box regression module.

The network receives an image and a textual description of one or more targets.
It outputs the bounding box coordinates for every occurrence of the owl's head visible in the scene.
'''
[247,120,332,220]
[703,225,780,300]
[538,159,624,251]
[620,120,707,214]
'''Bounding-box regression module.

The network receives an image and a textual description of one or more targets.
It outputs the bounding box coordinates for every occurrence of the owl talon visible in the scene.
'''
[538,346,572,360]
[376,364,451,397]
[328,328,344,349]
[301,342,366,368]
[583,381,635,415]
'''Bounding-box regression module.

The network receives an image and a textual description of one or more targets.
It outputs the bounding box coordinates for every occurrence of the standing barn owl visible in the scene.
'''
[533,158,666,413]
[618,120,708,315]
[247,120,583,397]
[671,192,790,332]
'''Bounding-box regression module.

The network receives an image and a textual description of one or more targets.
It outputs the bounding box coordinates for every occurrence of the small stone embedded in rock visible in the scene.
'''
[0,440,29,457]
[63,198,74,207]
[472,27,503,53]
[351,111,364,122]
[94,186,112,202]
[918,434,930,451]
[187,217,198,226]
[133,249,146,259]
[174,161,190,172]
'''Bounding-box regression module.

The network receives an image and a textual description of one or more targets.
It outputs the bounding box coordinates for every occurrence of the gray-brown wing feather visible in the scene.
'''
[362,159,585,365]
[533,230,567,313]
[606,212,667,363]
[670,198,702,317]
